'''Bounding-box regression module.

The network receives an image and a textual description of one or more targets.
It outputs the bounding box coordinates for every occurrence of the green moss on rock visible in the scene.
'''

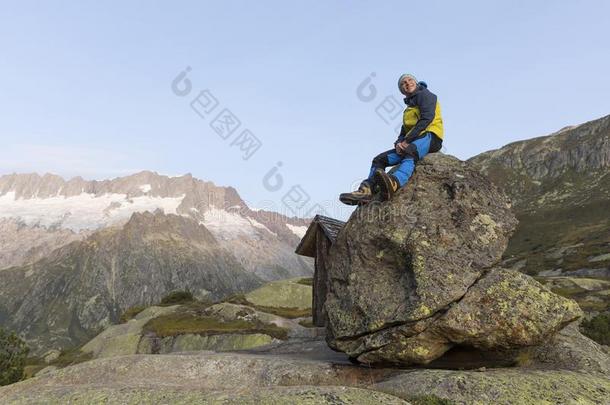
[374,368,610,405]
[244,279,312,309]
[143,313,289,340]
[168,333,276,352]
[119,305,146,323]
[159,290,194,306]
[226,295,311,319]
[0,385,410,404]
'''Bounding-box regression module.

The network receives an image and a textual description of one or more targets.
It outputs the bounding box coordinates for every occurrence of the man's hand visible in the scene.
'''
[395,140,409,155]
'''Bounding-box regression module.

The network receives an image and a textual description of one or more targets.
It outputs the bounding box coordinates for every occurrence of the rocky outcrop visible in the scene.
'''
[243,278,312,309]
[2,348,608,405]
[0,386,411,405]
[468,115,610,208]
[525,322,610,375]
[0,352,409,404]
[0,218,85,270]
[374,368,610,405]
[80,302,315,359]
[469,114,610,277]
[76,279,319,360]
[80,306,182,358]
[325,154,585,366]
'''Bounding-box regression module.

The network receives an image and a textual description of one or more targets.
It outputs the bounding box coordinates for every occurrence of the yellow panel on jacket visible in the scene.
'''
[403,101,444,140]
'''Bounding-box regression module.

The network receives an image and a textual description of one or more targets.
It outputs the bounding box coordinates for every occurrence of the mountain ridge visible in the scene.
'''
[0,170,312,277]
[0,210,264,353]
[0,171,314,353]
[469,113,610,277]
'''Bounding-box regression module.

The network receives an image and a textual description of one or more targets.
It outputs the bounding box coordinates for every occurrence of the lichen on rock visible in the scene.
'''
[324,154,594,367]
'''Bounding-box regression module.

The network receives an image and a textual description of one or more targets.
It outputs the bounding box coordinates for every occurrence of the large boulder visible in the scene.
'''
[434,269,582,350]
[325,154,583,365]
[80,302,305,359]
[2,349,608,404]
[525,322,610,374]
[80,305,181,358]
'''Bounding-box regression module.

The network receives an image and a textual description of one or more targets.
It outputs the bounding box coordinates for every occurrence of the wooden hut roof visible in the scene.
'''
[295,215,346,257]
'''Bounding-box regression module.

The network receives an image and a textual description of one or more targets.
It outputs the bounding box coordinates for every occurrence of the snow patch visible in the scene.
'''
[286,224,308,238]
[249,218,277,236]
[0,191,185,232]
[202,208,275,239]
[139,184,152,193]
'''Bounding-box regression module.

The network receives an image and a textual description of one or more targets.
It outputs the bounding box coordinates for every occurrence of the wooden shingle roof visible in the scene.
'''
[295,215,346,257]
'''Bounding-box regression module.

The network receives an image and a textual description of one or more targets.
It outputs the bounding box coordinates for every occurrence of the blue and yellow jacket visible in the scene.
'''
[398,84,444,144]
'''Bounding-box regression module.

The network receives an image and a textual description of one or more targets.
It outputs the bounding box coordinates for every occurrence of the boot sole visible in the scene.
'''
[340,193,373,206]
[374,170,395,202]
[339,194,359,206]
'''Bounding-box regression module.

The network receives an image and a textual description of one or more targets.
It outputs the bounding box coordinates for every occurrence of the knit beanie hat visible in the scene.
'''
[398,73,418,93]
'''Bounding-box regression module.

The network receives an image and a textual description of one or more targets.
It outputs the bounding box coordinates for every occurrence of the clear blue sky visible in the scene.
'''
[1,1,609,218]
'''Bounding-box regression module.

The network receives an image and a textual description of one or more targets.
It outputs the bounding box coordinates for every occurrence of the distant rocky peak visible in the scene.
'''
[0,171,255,232]
[0,170,311,243]
[469,114,610,180]
[0,170,230,200]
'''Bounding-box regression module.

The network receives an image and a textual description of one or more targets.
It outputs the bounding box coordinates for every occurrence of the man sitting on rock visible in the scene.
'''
[340,74,444,204]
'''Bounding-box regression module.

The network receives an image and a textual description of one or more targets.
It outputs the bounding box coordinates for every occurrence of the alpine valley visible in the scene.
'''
[0,172,312,353]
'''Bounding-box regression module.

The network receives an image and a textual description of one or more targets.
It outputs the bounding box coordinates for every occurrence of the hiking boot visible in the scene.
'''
[374,169,400,201]
[339,182,373,206]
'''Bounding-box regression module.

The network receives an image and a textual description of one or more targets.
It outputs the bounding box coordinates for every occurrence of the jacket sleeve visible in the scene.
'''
[404,91,437,143]
[395,125,407,145]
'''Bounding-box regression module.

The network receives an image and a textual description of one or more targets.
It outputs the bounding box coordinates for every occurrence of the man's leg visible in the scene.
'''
[375,133,432,200]
[393,133,432,186]
[340,149,400,205]
[367,149,404,184]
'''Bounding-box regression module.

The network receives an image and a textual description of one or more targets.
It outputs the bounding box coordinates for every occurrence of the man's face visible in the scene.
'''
[400,77,418,95]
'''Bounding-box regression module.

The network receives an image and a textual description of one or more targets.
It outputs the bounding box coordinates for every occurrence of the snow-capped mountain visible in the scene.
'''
[1,211,265,353]
[0,171,313,353]
[0,171,312,279]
